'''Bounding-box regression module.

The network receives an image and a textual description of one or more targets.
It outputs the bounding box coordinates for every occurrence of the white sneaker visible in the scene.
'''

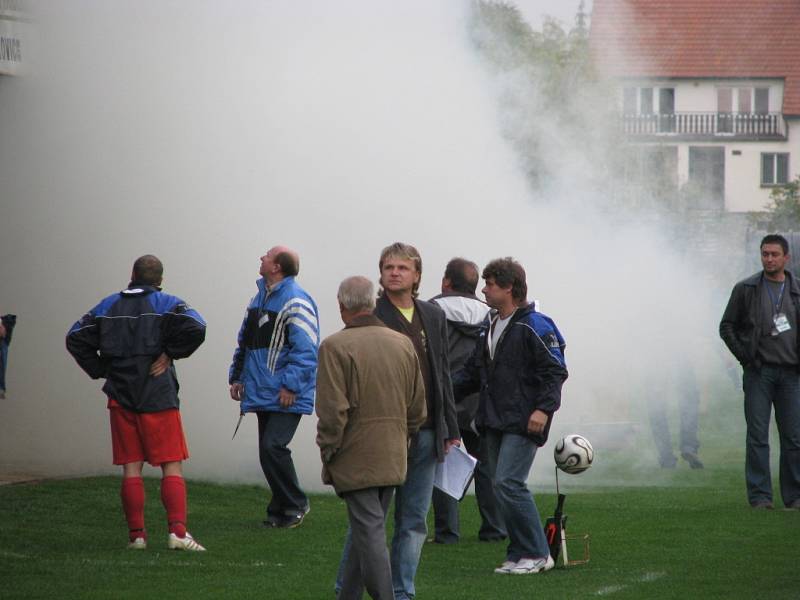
[168,532,206,552]
[127,537,147,550]
[494,560,518,574]
[510,555,555,574]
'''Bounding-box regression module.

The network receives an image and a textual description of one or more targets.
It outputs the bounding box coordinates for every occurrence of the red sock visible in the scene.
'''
[161,475,187,538]
[120,477,146,541]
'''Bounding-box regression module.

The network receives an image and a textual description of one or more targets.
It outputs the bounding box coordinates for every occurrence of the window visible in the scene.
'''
[658,88,675,132]
[658,88,675,114]
[755,88,769,114]
[761,153,789,185]
[737,88,752,113]
[717,88,733,133]
[640,88,653,114]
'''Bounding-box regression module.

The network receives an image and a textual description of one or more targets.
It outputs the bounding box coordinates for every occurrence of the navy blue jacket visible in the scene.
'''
[453,304,567,445]
[66,284,206,413]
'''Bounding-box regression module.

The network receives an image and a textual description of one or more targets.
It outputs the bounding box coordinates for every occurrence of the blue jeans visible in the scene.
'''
[484,429,549,561]
[742,366,800,506]
[335,429,436,600]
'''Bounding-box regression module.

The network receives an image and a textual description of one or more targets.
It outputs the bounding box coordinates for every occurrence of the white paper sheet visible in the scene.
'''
[433,442,478,500]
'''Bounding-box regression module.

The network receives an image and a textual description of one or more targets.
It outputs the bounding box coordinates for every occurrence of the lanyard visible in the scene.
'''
[765,279,786,314]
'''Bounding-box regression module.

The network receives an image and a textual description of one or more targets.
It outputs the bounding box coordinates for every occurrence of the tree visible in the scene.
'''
[468,1,602,191]
[752,176,800,231]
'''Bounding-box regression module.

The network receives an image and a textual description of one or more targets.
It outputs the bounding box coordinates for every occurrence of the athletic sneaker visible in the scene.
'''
[167,532,206,551]
[127,537,147,550]
[510,555,555,575]
[493,560,518,574]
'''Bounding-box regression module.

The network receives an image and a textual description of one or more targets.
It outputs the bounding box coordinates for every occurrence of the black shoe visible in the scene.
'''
[659,454,677,469]
[751,501,774,510]
[681,452,704,469]
[262,515,281,528]
[265,506,310,529]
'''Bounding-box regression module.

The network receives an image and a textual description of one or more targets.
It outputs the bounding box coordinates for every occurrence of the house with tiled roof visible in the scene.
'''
[589,0,800,212]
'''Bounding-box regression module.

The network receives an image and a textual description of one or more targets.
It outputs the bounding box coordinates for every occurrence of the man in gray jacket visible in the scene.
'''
[317,276,426,600]
[720,233,800,509]
[430,258,506,543]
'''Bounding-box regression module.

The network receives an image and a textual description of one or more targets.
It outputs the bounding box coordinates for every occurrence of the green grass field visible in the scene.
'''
[1,440,799,600]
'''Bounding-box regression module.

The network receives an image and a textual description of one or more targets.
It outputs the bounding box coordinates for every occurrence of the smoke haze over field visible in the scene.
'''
[0,1,737,491]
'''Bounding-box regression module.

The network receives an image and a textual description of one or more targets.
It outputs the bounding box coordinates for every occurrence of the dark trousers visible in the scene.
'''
[338,486,395,600]
[256,411,308,517]
[742,366,800,506]
[0,339,8,391]
[431,429,506,543]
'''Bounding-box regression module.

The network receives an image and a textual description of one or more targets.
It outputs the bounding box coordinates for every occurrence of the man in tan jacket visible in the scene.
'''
[316,276,426,600]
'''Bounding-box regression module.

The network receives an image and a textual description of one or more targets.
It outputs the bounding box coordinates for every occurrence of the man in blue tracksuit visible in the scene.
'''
[454,257,567,575]
[229,245,320,528]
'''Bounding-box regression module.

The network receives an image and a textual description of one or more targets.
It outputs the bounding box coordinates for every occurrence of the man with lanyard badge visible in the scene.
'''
[720,234,800,510]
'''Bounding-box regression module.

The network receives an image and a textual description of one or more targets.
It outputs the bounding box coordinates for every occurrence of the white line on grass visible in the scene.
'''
[638,571,666,582]
[593,571,666,595]
[595,585,626,595]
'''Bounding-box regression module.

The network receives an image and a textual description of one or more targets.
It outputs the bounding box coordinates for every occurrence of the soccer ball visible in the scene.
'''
[554,434,594,474]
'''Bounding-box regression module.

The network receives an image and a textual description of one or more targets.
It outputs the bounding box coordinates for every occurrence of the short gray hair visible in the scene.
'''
[338,276,376,312]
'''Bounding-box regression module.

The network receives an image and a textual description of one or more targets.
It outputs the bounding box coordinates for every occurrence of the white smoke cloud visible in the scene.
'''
[0,1,738,491]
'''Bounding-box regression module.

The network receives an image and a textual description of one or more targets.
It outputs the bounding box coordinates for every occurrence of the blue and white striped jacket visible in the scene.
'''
[229,276,319,415]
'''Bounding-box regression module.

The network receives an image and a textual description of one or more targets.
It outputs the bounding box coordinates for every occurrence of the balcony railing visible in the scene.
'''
[623,112,786,138]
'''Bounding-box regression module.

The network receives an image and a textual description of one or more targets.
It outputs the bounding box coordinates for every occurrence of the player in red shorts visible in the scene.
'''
[67,255,207,551]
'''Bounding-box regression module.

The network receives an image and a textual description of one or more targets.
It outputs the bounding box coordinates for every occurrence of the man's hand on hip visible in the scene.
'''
[149,353,172,377]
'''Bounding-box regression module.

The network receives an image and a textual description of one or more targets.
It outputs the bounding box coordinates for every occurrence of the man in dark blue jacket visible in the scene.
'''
[454,257,567,575]
[66,255,207,551]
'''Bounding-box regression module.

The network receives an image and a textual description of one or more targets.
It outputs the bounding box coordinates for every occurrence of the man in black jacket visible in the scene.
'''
[454,257,567,575]
[375,242,460,599]
[430,258,506,544]
[67,255,208,550]
[720,234,800,510]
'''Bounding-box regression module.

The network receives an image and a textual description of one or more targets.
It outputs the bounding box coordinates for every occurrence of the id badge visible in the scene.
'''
[773,312,791,335]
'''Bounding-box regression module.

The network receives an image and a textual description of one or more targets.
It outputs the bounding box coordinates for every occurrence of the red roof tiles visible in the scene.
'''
[589,0,800,115]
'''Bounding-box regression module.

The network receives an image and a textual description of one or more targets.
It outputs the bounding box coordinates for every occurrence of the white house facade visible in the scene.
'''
[590,0,800,213]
